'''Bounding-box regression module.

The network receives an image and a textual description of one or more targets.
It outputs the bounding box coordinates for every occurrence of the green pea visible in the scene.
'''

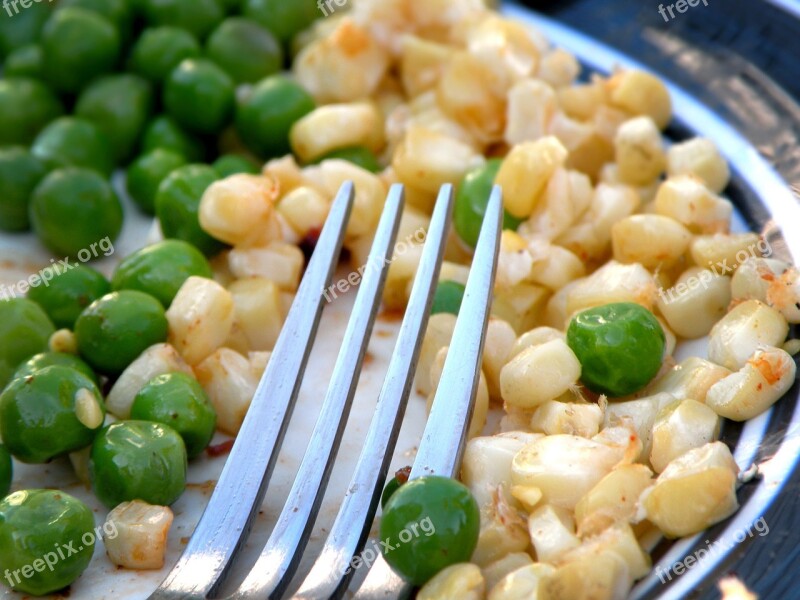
[75,74,154,164]
[380,466,411,510]
[213,153,260,178]
[236,75,315,159]
[0,77,63,147]
[155,164,224,256]
[131,372,216,458]
[0,1,51,58]
[141,0,224,40]
[126,149,188,214]
[164,58,235,136]
[111,240,213,307]
[41,7,121,95]
[243,0,320,45]
[206,17,282,85]
[75,290,168,376]
[31,117,115,176]
[215,0,244,13]
[90,420,187,508]
[0,147,48,232]
[12,352,98,386]
[128,26,202,84]
[26,263,111,330]
[0,298,55,390]
[566,302,666,397]
[0,445,11,497]
[4,44,44,79]
[455,159,524,248]
[0,366,105,463]
[379,476,480,586]
[30,168,123,258]
[431,280,466,316]
[0,489,95,595]
[141,115,206,163]
[312,146,383,173]
[58,0,133,44]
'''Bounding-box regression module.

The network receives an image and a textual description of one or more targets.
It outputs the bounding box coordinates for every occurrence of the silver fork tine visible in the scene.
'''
[149,182,355,600]
[353,185,504,600]
[228,185,405,600]
[293,184,455,600]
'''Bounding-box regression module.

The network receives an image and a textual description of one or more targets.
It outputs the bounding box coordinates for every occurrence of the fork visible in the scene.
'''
[148,180,503,600]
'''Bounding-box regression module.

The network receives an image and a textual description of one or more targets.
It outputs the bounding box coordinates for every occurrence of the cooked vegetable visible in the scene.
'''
[90,420,187,508]
[126,149,188,214]
[164,59,235,135]
[0,445,12,497]
[0,299,55,389]
[27,264,111,330]
[12,351,97,385]
[0,78,63,147]
[31,117,115,176]
[431,280,466,316]
[206,17,282,84]
[0,147,48,232]
[103,501,174,570]
[141,115,206,162]
[140,0,223,39]
[128,26,202,84]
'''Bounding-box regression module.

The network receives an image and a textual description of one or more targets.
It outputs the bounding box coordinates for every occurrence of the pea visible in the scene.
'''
[566,302,666,397]
[26,263,111,330]
[4,44,44,79]
[0,366,104,463]
[128,26,202,84]
[111,240,213,307]
[206,17,282,85]
[30,168,123,258]
[243,0,320,45]
[213,153,260,178]
[0,78,63,147]
[126,149,188,214]
[90,421,187,508]
[155,164,224,256]
[379,476,480,586]
[0,489,95,595]
[141,0,224,40]
[12,352,98,386]
[41,7,121,95]
[0,299,55,390]
[236,75,315,158]
[31,117,115,176]
[131,372,216,458]
[380,466,411,510]
[0,445,11,497]
[0,2,51,58]
[75,74,154,164]
[216,0,244,13]
[0,147,48,232]
[164,58,235,136]
[312,146,383,173]
[75,290,168,376]
[141,115,206,163]
[454,159,524,248]
[58,0,133,45]
[431,280,466,316]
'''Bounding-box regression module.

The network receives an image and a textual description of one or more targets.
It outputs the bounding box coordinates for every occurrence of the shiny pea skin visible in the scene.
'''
[126,148,188,214]
[0,299,55,390]
[27,263,111,330]
[111,239,213,307]
[431,280,466,316]
[155,164,224,256]
[0,78,64,147]
[0,365,105,463]
[0,146,48,232]
[141,0,223,40]
[163,58,235,135]
[566,302,666,397]
[379,476,480,586]
[0,489,95,595]
[12,352,98,386]
[128,26,202,84]
[131,372,216,458]
[90,420,187,508]
[31,117,115,176]
[75,290,168,376]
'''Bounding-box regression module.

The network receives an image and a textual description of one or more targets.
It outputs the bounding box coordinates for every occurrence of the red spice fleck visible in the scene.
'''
[207,439,235,457]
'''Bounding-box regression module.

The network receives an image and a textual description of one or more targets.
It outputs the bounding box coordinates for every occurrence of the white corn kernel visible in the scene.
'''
[482,553,534,594]
[491,283,550,334]
[276,186,330,238]
[650,399,721,473]
[528,241,587,292]
[542,547,631,600]
[462,433,537,509]
[558,522,651,580]
[690,233,763,273]
[228,242,305,292]
[667,137,730,193]
[199,174,279,246]
[472,485,531,566]
[417,563,485,600]
[483,318,517,400]
[566,261,658,316]
[74,387,104,430]
[527,504,580,562]
[195,348,258,435]
[290,103,384,163]
[228,277,284,352]
[504,79,557,145]
[603,392,676,461]
[400,36,456,97]
[415,313,457,396]
[500,339,581,409]
[49,329,77,354]
[707,300,789,370]
[656,267,732,339]
[611,214,691,270]
[607,69,672,129]
[640,441,739,538]
[653,175,732,233]
[648,357,731,403]
[614,116,666,186]
[705,346,796,421]
[509,326,565,360]
[530,401,603,438]
[104,501,174,570]
[488,563,556,600]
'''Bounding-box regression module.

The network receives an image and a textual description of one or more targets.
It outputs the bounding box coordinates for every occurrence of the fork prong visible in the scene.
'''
[353,185,503,600]
[148,182,355,600]
[228,185,405,600]
[293,184,455,600]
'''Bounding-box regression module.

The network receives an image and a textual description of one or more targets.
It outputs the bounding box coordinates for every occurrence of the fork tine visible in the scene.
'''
[228,185,405,600]
[149,182,355,600]
[293,184,455,600]
[352,185,504,600]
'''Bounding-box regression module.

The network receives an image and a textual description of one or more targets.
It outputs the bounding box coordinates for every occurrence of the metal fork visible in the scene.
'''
[149,180,503,600]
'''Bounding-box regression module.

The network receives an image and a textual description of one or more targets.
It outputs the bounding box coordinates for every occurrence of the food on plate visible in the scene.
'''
[26,264,111,330]
[103,500,174,570]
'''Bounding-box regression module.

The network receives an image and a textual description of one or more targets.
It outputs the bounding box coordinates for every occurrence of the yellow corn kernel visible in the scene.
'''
[290,103,385,163]
[276,186,330,238]
[614,116,666,186]
[653,175,732,234]
[400,36,456,97]
[607,69,672,129]
[611,214,692,270]
[418,563,485,600]
[667,137,730,193]
[504,79,557,145]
